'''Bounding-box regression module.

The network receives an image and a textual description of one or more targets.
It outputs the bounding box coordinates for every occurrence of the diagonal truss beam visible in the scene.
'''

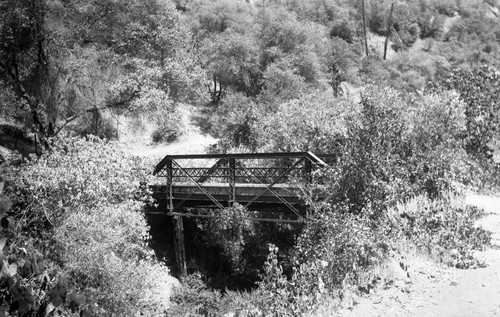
[243,158,305,217]
[172,159,226,211]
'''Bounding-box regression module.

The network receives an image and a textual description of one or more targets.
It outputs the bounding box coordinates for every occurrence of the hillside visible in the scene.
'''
[2,0,500,316]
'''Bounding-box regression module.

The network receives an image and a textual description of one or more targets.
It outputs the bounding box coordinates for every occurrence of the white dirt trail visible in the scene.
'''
[405,195,500,317]
[118,105,218,161]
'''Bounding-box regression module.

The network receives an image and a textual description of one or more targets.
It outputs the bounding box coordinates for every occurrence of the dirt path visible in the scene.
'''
[404,195,500,317]
[339,194,500,317]
[118,105,218,160]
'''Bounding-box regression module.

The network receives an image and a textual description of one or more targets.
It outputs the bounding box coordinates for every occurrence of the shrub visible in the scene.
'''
[388,194,491,268]
[199,204,257,271]
[257,89,354,153]
[259,58,309,104]
[431,65,500,159]
[368,1,388,35]
[246,209,391,316]
[293,209,390,292]
[433,0,458,17]
[207,92,262,151]
[151,107,184,144]
[55,203,173,316]
[71,110,119,140]
[329,21,354,43]
[314,86,469,216]
[168,272,222,316]
[418,13,446,39]
[1,136,174,316]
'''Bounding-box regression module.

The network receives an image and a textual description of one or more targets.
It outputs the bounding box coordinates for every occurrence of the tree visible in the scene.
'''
[361,0,369,56]
[384,1,396,60]
[0,0,203,142]
[433,65,500,159]
[201,30,262,98]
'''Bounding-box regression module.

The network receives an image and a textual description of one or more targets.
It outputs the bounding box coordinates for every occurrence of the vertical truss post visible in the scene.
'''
[303,157,312,218]
[173,214,187,277]
[304,157,312,183]
[167,159,174,213]
[229,157,236,207]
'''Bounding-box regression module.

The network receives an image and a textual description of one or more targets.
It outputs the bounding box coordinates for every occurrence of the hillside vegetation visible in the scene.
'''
[1,0,500,316]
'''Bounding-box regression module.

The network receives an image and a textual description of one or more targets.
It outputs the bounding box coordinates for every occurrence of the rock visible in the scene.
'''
[373,295,383,304]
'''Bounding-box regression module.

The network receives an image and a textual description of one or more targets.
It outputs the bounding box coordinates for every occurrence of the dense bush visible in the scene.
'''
[198,204,257,271]
[55,203,172,315]
[292,209,390,293]
[310,87,467,217]
[329,21,354,44]
[151,106,184,144]
[257,89,354,153]
[418,13,446,39]
[71,111,119,140]
[388,194,491,268]
[168,272,222,316]
[204,92,262,150]
[1,136,174,316]
[432,65,500,159]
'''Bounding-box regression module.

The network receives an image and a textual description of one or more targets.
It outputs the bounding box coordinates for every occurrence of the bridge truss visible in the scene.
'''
[151,151,333,275]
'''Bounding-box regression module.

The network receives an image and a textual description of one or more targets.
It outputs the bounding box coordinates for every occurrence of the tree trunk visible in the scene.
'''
[362,0,369,57]
[384,1,396,60]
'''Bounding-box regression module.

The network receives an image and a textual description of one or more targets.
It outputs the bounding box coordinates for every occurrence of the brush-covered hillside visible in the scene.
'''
[1,0,500,316]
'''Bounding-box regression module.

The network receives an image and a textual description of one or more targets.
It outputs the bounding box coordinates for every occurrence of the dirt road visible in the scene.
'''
[405,195,500,317]
[339,194,500,317]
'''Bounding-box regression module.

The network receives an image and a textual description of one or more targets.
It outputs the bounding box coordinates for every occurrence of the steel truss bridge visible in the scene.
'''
[151,152,334,219]
[150,151,334,275]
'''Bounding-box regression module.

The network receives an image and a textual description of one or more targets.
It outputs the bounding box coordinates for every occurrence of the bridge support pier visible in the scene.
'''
[173,214,187,277]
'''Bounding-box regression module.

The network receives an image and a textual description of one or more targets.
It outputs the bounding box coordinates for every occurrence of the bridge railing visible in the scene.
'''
[152,152,334,214]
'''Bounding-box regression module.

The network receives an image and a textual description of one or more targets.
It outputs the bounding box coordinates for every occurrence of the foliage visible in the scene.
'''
[0,0,203,141]
[293,210,390,290]
[418,13,446,39]
[313,86,470,217]
[205,92,262,150]
[1,136,174,316]
[55,203,173,316]
[201,204,257,271]
[257,89,354,153]
[168,272,222,317]
[201,30,262,96]
[285,0,353,24]
[388,194,491,268]
[329,21,355,44]
[151,106,184,144]
[258,59,309,104]
[432,65,500,159]
[443,12,500,67]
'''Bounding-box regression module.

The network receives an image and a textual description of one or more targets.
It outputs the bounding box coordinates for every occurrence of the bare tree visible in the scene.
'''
[361,0,369,56]
[384,1,396,60]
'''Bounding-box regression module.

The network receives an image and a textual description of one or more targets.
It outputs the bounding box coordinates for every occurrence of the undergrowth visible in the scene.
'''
[388,193,491,269]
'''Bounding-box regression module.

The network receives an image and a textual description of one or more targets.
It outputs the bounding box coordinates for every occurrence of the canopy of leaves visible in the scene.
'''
[0,0,204,141]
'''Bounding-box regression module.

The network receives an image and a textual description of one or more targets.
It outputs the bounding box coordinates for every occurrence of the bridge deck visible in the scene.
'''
[152,183,304,210]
